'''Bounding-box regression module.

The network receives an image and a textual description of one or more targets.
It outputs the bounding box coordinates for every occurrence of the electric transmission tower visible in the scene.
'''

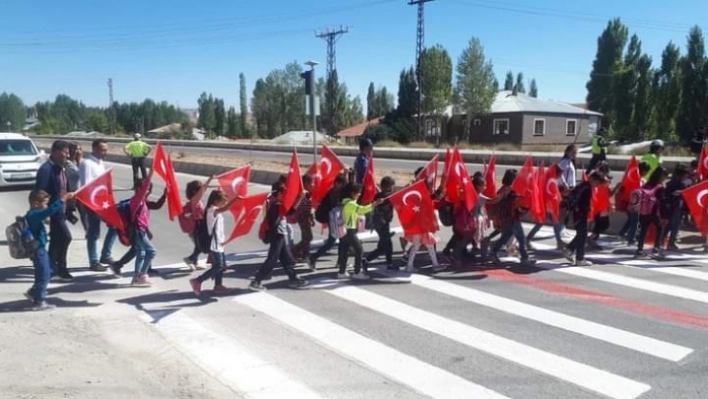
[107,78,115,135]
[316,26,350,78]
[408,0,435,141]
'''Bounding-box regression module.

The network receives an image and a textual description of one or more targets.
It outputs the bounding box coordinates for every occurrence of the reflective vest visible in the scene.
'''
[125,141,150,157]
[640,153,661,179]
[591,136,605,155]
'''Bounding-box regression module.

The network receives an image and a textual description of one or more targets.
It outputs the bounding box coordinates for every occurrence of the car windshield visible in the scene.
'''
[0,140,37,156]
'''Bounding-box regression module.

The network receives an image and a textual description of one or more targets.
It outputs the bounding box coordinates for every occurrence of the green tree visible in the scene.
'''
[453,37,497,142]
[419,44,453,122]
[529,79,538,98]
[586,18,629,127]
[214,98,226,136]
[513,72,526,94]
[366,82,376,120]
[250,61,307,138]
[226,106,239,138]
[376,86,394,117]
[677,26,708,142]
[493,78,500,92]
[632,53,654,141]
[86,110,110,133]
[614,34,642,138]
[239,73,249,135]
[397,67,418,117]
[652,42,681,140]
[504,71,514,91]
[197,92,216,133]
[0,93,26,132]
[324,70,345,136]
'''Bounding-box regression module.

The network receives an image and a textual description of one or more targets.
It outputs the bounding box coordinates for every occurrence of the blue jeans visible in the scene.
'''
[492,220,529,260]
[526,213,563,242]
[133,230,156,275]
[30,248,51,303]
[198,251,225,286]
[619,212,639,243]
[86,211,117,265]
[311,235,337,262]
[668,209,682,247]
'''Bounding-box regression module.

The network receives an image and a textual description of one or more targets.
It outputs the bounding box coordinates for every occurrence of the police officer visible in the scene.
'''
[586,127,609,174]
[124,133,151,189]
[640,139,665,180]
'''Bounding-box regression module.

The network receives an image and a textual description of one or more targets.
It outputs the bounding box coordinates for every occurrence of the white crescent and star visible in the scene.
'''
[455,163,464,177]
[231,177,245,193]
[402,191,423,210]
[321,158,332,176]
[90,185,108,207]
[697,189,708,208]
[546,178,558,197]
[238,205,263,225]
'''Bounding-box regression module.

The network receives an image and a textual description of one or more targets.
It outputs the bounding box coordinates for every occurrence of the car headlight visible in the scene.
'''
[34,156,42,163]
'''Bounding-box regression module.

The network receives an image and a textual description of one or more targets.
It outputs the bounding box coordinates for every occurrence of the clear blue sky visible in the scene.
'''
[1,0,706,112]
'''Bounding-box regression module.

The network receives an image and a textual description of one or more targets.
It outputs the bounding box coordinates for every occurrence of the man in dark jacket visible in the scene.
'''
[353,138,373,184]
[35,140,75,280]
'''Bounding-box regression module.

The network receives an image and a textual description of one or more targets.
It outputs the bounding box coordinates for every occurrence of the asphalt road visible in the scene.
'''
[1,162,706,398]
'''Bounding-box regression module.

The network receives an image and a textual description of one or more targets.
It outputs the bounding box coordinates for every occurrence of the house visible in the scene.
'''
[337,117,383,144]
[441,91,602,146]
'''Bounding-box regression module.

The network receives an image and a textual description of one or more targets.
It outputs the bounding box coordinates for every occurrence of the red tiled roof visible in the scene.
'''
[337,117,383,138]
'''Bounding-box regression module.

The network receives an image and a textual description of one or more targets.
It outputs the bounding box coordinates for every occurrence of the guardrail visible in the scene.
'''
[30,135,696,170]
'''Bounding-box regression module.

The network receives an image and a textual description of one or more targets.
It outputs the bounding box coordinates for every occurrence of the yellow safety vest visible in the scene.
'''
[125,141,150,157]
[591,136,603,155]
[640,153,661,179]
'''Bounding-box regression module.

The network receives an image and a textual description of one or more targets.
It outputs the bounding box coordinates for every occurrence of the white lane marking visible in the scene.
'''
[324,285,651,399]
[234,293,510,399]
[618,259,708,283]
[382,272,691,362]
[140,311,321,399]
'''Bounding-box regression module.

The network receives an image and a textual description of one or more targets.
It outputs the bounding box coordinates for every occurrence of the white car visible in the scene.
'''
[0,133,46,188]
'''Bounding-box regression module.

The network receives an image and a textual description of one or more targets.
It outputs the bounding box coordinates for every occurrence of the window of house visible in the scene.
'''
[493,119,509,135]
[533,119,545,136]
[566,119,578,136]
[473,118,481,126]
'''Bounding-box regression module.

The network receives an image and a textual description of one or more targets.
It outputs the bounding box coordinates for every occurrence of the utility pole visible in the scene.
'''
[302,61,320,165]
[408,0,435,141]
[107,78,115,135]
[315,26,350,78]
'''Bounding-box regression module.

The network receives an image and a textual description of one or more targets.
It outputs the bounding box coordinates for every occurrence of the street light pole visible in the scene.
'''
[305,60,319,165]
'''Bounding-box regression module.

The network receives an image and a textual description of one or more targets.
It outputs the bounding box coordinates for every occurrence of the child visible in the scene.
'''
[588,162,612,249]
[24,190,74,310]
[129,170,161,286]
[631,167,668,258]
[293,174,314,264]
[309,174,347,269]
[182,176,212,270]
[617,162,651,245]
[249,182,308,291]
[488,170,535,266]
[364,176,396,270]
[526,163,565,251]
[189,190,243,296]
[453,176,489,265]
[338,183,383,279]
[563,172,606,266]
[663,164,689,251]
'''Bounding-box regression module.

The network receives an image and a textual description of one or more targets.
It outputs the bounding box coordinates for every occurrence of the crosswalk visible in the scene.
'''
[135,229,708,399]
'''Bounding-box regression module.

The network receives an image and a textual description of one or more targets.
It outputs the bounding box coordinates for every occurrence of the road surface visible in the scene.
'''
[1,162,706,398]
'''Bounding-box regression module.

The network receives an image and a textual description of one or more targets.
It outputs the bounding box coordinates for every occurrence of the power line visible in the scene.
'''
[316,26,350,78]
[409,0,435,141]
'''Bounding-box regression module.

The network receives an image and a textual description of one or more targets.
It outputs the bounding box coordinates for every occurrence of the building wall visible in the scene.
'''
[520,113,592,146]
[448,112,524,145]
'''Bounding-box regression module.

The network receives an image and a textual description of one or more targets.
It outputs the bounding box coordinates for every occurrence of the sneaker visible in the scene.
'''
[563,249,575,264]
[30,301,56,311]
[195,263,207,270]
[23,290,34,303]
[136,274,152,286]
[89,263,107,272]
[351,272,370,281]
[635,250,648,259]
[652,249,666,259]
[487,254,502,266]
[109,263,122,277]
[520,258,537,267]
[58,271,74,281]
[249,281,267,292]
[336,273,349,279]
[288,278,308,289]
[213,285,232,294]
[189,278,202,297]
[432,264,446,272]
[576,259,593,266]
[385,264,399,271]
[306,258,316,272]
[183,257,196,271]
[99,257,116,266]
[667,244,680,252]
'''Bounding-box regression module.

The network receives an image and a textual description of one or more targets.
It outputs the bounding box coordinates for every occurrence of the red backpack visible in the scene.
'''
[178,202,202,234]
[630,186,660,216]
[455,206,478,237]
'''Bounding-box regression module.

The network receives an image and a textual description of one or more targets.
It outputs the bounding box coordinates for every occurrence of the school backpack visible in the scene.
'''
[315,190,335,224]
[329,205,346,238]
[178,202,199,234]
[6,216,38,259]
[116,199,136,246]
[455,207,478,237]
[372,199,393,231]
[630,187,660,216]
[259,198,274,244]
[438,200,455,227]
[194,216,216,254]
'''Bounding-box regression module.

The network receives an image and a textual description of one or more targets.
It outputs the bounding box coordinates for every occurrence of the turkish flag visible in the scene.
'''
[682,180,708,236]
[442,147,452,183]
[698,145,708,181]
[445,147,477,211]
[216,165,251,199]
[226,192,269,244]
[312,144,345,209]
[544,165,562,223]
[532,161,546,224]
[362,157,378,205]
[388,180,438,236]
[581,171,588,182]
[620,156,641,202]
[511,157,535,209]
[74,169,124,232]
[306,162,321,196]
[483,155,497,198]
[282,152,303,216]
[590,184,611,220]
[152,142,183,221]
[416,155,439,191]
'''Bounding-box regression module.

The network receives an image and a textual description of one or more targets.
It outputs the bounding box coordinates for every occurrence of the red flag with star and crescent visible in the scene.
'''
[216,165,252,199]
[682,180,708,236]
[698,145,708,181]
[511,157,535,209]
[74,169,124,232]
[282,152,303,216]
[532,161,546,224]
[442,147,452,183]
[362,157,378,205]
[152,142,183,221]
[387,179,438,236]
[620,156,641,202]
[416,155,439,191]
[226,192,269,244]
[544,165,562,223]
[483,154,497,199]
[445,147,477,211]
[312,144,346,209]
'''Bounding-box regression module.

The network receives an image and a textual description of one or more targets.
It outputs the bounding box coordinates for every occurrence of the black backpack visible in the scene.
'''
[6,216,38,259]
[195,217,216,254]
[438,201,455,227]
[315,191,335,224]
